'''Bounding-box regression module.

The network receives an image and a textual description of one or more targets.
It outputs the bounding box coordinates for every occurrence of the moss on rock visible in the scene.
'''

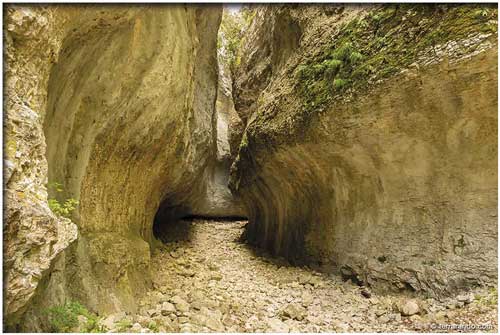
[296,4,497,115]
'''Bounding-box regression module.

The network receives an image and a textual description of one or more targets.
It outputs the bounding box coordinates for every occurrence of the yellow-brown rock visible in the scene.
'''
[230,4,498,296]
[4,4,221,330]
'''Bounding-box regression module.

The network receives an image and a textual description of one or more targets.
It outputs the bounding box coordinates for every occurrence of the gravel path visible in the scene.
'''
[101,219,498,332]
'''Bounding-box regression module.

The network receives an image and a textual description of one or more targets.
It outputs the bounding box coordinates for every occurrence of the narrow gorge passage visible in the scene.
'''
[131,219,498,333]
[3,3,498,333]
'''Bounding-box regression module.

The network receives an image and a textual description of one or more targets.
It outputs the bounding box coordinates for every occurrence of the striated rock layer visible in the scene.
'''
[230,4,498,296]
[4,4,222,331]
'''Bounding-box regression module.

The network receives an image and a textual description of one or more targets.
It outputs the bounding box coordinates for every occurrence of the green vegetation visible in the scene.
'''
[218,6,255,72]
[45,301,103,333]
[47,182,78,218]
[297,41,364,108]
[48,198,78,218]
[115,319,133,332]
[475,287,498,306]
[147,320,159,332]
[48,181,64,193]
[295,4,497,113]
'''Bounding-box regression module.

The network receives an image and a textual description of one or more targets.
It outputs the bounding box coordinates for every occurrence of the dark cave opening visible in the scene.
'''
[180,214,248,221]
[152,201,248,244]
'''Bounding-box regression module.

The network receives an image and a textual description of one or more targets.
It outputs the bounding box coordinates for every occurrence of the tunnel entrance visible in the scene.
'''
[150,4,252,246]
[152,200,247,244]
[153,217,193,244]
[152,4,249,244]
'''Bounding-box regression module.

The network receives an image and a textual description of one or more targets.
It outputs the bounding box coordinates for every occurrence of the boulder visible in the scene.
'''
[170,296,190,313]
[281,303,306,321]
[399,300,420,316]
[161,302,176,316]
[457,292,475,305]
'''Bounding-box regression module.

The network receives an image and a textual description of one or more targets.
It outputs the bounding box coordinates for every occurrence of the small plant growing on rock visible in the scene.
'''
[45,300,102,333]
[115,318,133,332]
[48,181,64,193]
[47,182,79,218]
[48,198,79,218]
[333,78,347,90]
[475,287,498,306]
[296,41,364,106]
[147,320,159,332]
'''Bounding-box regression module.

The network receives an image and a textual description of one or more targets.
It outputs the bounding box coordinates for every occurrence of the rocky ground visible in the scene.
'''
[98,219,498,333]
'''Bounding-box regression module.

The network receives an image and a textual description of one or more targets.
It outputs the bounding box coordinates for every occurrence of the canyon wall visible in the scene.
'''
[182,53,246,219]
[4,6,78,327]
[230,4,498,296]
[4,4,221,330]
[3,3,498,331]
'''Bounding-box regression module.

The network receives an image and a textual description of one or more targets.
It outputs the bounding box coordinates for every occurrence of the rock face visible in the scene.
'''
[3,3,497,332]
[4,4,222,331]
[184,52,246,218]
[151,42,246,232]
[3,5,79,326]
[230,4,498,295]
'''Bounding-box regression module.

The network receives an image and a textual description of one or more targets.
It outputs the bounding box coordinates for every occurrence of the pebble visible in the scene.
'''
[301,291,314,307]
[101,313,126,330]
[390,313,402,322]
[178,269,196,277]
[209,272,223,281]
[161,302,176,315]
[205,317,224,331]
[75,315,89,332]
[146,308,159,317]
[360,287,372,298]
[170,295,190,313]
[178,316,189,324]
[130,323,142,332]
[105,220,497,333]
[281,303,306,321]
[457,292,475,304]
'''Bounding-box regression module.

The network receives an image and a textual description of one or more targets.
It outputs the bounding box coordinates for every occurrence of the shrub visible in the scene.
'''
[333,78,348,90]
[48,197,79,218]
[47,182,78,218]
[218,6,254,72]
[147,321,159,332]
[115,319,133,332]
[46,301,102,333]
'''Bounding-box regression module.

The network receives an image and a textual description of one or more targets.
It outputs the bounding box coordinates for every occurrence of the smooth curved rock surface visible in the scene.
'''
[4,4,222,330]
[230,4,498,296]
[182,52,246,218]
[3,3,497,332]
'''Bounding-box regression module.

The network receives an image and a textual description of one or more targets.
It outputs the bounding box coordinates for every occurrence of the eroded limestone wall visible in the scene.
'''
[230,4,498,296]
[3,6,78,326]
[4,4,221,330]
[188,51,246,218]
